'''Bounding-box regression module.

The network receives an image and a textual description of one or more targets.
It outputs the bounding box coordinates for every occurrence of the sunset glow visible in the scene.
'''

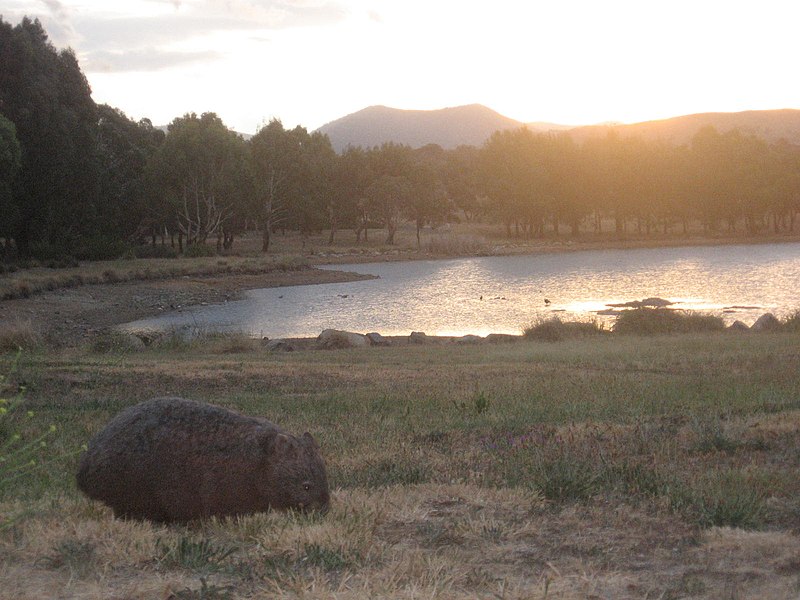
[3,0,800,132]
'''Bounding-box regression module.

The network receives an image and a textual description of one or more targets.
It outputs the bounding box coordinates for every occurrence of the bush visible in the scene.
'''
[74,236,132,261]
[29,242,77,266]
[183,243,216,258]
[134,244,179,259]
[613,308,725,335]
[780,310,800,332]
[523,317,605,342]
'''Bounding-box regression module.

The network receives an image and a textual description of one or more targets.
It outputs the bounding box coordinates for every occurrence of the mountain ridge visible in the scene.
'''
[316,104,800,151]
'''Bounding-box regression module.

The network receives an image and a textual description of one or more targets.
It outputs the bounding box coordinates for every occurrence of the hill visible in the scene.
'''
[316,104,566,151]
[567,109,800,145]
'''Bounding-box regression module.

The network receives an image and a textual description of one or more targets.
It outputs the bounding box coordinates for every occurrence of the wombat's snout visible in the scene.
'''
[302,492,330,514]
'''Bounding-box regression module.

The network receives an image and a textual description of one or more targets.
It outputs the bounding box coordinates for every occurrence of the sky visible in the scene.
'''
[3,0,800,134]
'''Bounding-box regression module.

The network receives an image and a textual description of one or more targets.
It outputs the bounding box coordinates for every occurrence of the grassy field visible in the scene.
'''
[1,331,800,599]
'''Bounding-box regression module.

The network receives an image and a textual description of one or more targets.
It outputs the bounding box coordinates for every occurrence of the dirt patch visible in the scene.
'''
[1,267,372,348]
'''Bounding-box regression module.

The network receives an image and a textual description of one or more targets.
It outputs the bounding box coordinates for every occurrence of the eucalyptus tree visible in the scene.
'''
[365,142,415,244]
[0,114,21,252]
[442,145,483,222]
[330,146,371,244]
[147,112,250,249]
[249,119,301,252]
[96,105,165,243]
[0,16,98,256]
[407,145,451,247]
[479,128,553,237]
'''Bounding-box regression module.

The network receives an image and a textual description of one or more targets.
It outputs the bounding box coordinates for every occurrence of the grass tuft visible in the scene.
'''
[0,320,43,352]
[613,308,726,335]
[155,536,238,572]
[523,317,606,341]
[692,471,766,529]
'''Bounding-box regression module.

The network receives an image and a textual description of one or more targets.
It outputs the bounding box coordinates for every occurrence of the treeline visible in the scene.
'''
[2,17,800,262]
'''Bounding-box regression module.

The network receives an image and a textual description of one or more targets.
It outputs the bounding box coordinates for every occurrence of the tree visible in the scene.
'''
[329,146,371,244]
[96,105,165,243]
[147,112,250,249]
[479,128,552,237]
[249,119,303,252]
[407,148,451,247]
[0,113,21,252]
[365,143,415,244]
[0,17,99,256]
[443,145,483,222]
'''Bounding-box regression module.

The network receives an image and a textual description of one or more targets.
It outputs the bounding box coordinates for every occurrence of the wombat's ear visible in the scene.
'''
[303,432,320,449]
[260,430,298,459]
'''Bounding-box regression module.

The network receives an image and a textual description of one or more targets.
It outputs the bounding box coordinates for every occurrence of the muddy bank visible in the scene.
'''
[2,266,373,348]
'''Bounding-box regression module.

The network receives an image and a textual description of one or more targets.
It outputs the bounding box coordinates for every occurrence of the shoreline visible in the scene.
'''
[3,234,799,348]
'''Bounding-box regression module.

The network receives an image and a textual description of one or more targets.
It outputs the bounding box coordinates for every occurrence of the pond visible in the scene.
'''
[121,242,800,338]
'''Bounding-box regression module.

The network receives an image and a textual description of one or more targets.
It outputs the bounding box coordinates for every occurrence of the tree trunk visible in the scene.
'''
[262,226,271,253]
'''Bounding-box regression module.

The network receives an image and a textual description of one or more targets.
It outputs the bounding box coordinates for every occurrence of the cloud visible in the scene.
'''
[85,47,223,73]
[71,0,348,73]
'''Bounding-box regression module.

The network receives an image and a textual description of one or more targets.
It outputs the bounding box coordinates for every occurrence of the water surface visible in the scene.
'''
[121,242,800,338]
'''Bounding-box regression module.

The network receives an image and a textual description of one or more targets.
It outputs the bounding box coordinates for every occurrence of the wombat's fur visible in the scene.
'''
[76,397,329,523]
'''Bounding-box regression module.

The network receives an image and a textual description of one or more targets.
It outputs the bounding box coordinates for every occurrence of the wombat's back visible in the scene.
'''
[77,397,273,521]
[77,397,329,522]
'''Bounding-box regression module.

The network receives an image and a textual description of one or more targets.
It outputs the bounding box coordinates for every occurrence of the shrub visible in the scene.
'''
[74,236,132,261]
[424,233,490,256]
[613,308,725,335]
[523,317,605,342]
[780,310,800,332]
[29,242,77,266]
[183,243,216,258]
[134,244,179,259]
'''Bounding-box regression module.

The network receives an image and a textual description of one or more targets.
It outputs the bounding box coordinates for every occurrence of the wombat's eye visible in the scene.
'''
[303,483,310,491]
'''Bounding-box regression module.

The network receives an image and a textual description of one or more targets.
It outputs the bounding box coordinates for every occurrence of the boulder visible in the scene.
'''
[750,313,781,332]
[727,320,750,332]
[366,332,391,346]
[486,333,521,344]
[264,339,296,352]
[455,334,483,344]
[409,331,428,344]
[316,329,369,349]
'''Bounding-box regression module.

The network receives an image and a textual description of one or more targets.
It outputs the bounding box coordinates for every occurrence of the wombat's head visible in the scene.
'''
[261,430,330,514]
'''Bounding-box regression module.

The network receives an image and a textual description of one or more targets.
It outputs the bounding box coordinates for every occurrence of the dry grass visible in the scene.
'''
[0,252,308,300]
[0,319,43,351]
[2,332,800,598]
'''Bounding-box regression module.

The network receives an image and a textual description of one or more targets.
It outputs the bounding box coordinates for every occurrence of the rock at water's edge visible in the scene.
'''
[317,329,369,349]
[751,313,781,332]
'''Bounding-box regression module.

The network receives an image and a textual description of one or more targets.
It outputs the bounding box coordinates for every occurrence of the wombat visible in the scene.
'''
[76,397,330,523]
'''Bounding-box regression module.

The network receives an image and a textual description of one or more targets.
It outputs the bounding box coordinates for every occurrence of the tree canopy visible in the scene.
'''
[1,15,800,261]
